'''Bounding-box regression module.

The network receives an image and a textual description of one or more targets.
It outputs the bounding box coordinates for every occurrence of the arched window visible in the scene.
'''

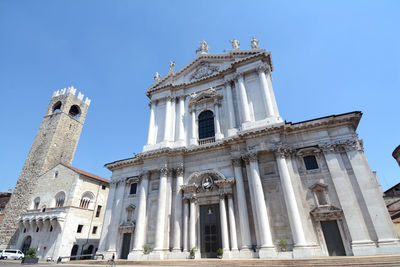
[55,192,65,208]
[42,205,47,212]
[33,197,40,210]
[80,191,94,209]
[198,110,215,139]
[69,105,81,119]
[52,101,62,114]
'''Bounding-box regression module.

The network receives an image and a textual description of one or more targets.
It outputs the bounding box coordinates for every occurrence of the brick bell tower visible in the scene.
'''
[0,86,91,248]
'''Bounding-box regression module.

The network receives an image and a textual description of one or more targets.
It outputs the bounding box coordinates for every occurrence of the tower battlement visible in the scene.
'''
[52,86,91,106]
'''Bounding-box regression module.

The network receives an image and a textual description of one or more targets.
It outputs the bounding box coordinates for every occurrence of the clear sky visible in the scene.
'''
[0,0,399,192]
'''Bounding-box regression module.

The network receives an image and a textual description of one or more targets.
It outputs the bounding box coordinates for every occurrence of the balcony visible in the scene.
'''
[198,136,215,145]
[19,207,67,225]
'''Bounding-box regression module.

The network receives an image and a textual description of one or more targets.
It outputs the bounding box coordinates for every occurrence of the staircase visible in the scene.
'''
[71,255,400,266]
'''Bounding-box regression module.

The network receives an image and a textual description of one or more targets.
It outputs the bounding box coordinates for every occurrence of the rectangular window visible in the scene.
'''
[130,183,138,195]
[303,155,319,170]
[101,185,106,190]
[92,226,98,234]
[77,224,83,233]
[95,205,102,218]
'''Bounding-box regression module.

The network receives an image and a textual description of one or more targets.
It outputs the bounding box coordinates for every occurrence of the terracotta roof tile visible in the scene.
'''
[62,165,110,184]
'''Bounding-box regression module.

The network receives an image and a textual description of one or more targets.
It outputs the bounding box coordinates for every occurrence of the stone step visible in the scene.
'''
[70,255,400,266]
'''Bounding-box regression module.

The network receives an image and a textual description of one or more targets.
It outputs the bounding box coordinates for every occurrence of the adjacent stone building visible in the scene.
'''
[0,190,12,224]
[97,39,400,260]
[0,87,91,249]
[384,183,400,238]
[17,164,109,260]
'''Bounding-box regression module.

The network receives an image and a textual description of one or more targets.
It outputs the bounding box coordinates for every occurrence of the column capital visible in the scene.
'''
[160,166,170,176]
[232,158,242,167]
[257,64,271,74]
[166,95,174,102]
[214,99,221,106]
[273,145,294,159]
[234,72,244,82]
[175,165,184,176]
[219,193,227,199]
[243,152,258,162]
[140,171,150,180]
[224,78,233,87]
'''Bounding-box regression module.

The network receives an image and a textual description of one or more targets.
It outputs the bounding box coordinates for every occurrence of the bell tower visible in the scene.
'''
[0,86,91,248]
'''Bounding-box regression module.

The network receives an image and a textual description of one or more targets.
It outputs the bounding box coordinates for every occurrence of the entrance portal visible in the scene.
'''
[320,220,346,256]
[120,233,131,259]
[200,204,222,258]
[21,236,32,254]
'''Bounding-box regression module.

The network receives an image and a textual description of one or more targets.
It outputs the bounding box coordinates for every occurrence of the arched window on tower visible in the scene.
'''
[69,105,81,120]
[33,197,40,210]
[52,101,62,114]
[79,191,94,209]
[198,110,215,141]
[55,191,65,208]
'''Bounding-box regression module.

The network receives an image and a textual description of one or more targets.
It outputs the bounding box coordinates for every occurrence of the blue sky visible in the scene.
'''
[0,0,399,192]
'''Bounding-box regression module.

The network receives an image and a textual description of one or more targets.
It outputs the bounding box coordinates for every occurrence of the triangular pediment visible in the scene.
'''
[147,50,269,95]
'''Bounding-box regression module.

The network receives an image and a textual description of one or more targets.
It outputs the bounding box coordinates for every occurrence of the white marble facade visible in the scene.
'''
[98,40,400,259]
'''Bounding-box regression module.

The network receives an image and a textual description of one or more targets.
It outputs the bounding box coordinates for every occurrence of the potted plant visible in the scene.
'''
[142,244,150,254]
[216,248,223,259]
[21,248,39,264]
[189,247,196,259]
[278,238,288,252]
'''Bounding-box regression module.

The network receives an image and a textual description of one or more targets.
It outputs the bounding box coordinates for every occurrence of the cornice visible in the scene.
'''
[104,111,362,171]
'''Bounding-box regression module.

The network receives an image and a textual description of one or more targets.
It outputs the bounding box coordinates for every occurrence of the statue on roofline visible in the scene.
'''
[169,61,175,73]
[229,37,240,50]
[154,72,161,82]
[251,36,260,49]
[196,40,209,54]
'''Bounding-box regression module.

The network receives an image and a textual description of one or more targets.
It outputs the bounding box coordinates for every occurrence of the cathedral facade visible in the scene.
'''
[98,39,400,259]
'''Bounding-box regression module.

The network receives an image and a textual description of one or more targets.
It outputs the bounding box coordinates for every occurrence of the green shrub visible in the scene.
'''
[25,248,37,258]
[189,247,196,256]
[216,248,223,256]
[142,244,150,254]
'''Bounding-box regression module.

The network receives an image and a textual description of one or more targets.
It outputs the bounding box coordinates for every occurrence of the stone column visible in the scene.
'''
[190,108,198,145]
[257,65,275,118]
[132,172,149,252]
[235,73,251,123]
[227,195,238,251]
[247,153,275,250]
[232,159,252,249]
[154,167,169,251]
[108,181,125,251]
[170,97,176,142]
[345,141,400,244]
[172,166,184,251]
[214,100,223,140]
[176,96,186,146]
[275,149,307,246]
[244,157,260,247]
[183,199,189,252]
[163,97,172,143]
[321,144,374,253]
[219,195,230,252]
[224,80,236,136]
[97,182,116,252]
[146,101,156,145]
[189,198,197,250]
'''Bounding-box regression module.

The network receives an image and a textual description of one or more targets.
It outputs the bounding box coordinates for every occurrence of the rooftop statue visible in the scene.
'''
[196,40,209,54]
[169,61,175,73]
[153,72,161,82]
[251,36,260,49]
[229,37,240,50]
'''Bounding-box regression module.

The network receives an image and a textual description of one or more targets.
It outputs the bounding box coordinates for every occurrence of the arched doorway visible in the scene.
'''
[70,245,79,260]
[86,245,94,259]
[21,236,31,254]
